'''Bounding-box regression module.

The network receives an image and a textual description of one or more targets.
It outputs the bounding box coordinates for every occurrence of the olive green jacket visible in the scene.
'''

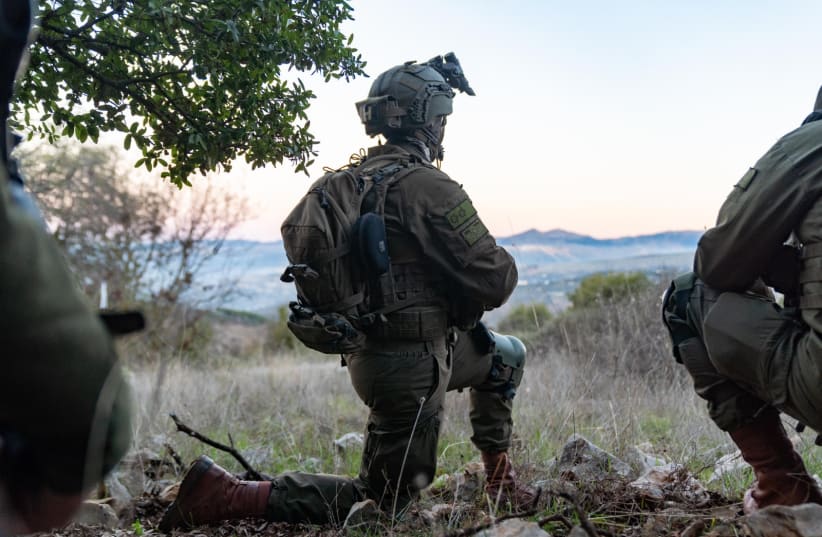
[695,119,822,332]
[367,143,517,328]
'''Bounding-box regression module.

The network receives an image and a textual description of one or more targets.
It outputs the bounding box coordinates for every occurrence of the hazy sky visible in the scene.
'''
[228,0,822,241]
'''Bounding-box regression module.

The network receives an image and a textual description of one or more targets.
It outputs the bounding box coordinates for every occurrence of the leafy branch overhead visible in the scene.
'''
[14,0,366,186]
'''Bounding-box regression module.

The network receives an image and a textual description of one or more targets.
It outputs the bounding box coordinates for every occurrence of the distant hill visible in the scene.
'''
[195,229,702,316]
[497,229,701,267]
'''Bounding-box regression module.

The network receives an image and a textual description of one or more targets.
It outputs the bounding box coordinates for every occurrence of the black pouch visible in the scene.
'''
[286,303,366,354]
[351,212,390,275]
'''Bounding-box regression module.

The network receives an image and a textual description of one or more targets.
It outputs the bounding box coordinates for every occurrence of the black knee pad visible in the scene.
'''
[662,271,699,363]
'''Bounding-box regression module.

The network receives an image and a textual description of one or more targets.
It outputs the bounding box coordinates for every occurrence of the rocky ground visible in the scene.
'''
[36,435,822,537]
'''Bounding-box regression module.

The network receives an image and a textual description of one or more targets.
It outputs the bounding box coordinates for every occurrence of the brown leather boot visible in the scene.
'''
[481,450,541,510]
[159,456,272,531]
[729,409,822,514]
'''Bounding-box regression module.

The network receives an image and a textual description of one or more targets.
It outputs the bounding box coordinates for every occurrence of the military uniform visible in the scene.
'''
[666,116,822,433]
[264,142,520,522]
[161,54,536,532]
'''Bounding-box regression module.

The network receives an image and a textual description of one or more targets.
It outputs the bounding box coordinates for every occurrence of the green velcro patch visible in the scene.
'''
[446,199,477,229]
[461,218,488,246]
[736,167,757,190]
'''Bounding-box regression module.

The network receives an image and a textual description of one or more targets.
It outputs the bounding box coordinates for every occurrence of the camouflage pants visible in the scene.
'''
[264,329,518,524]
[666,275,822,432]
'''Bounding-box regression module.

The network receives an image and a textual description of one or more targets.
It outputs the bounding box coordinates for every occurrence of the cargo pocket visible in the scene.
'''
[703,292,792,406]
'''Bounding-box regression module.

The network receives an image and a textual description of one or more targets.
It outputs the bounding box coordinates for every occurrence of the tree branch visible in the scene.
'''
[168,413,263,481]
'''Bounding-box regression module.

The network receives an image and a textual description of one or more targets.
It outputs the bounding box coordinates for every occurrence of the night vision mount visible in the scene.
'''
[424,52,475,96]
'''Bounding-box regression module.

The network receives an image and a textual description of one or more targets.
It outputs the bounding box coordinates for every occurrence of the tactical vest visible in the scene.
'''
[356,155,449,341]
[281,151,449,353]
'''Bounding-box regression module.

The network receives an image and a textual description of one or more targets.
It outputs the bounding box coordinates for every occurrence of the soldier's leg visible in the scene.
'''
[347,338,450,514]
[447,326,538,508]
[447,327,516,451]
[664,274,822,512]
[663,274,768,430]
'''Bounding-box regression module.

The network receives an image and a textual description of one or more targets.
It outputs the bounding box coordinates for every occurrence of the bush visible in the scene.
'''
[568,271,652,309]
[496,302,552,334]
[536,275,679,379]
[265,305,299,353]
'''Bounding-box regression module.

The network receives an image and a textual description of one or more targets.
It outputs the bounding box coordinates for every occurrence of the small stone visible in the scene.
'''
[72,500,118,528]
[334,432,364,453]
[554,434,632,482]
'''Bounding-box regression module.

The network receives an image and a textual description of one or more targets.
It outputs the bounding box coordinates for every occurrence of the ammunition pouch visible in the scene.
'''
[487,331,526,401]
[286,302,366,354]
[661,272,699,363]
[351,212,390,276]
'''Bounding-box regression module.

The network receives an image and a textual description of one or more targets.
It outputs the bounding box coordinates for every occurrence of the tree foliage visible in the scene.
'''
[14,0,366,186]
[568,271,652,310]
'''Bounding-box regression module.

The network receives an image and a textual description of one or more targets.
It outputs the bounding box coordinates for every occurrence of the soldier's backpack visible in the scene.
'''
[279,155,422,354]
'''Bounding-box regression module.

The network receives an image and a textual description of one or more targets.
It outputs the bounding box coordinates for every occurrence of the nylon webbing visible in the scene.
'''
[316,291,365,314]
[802,242,822,259]
[800,293,822,309]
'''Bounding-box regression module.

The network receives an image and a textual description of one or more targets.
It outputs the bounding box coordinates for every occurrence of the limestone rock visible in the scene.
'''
[343,499,382,530]
[623,443,669,478]
[744,503,822,537]
[72,500,118,528]
[334,432,364,454]
[628,464,711,506]
[554,434,632,481]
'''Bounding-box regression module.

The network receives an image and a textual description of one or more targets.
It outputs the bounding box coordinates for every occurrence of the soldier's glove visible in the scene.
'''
[763,244,801,300]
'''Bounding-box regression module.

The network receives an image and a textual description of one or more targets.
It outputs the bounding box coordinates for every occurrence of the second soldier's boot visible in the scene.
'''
[159,455,272,531]
[481,450,541,510]
[729,408,822,514]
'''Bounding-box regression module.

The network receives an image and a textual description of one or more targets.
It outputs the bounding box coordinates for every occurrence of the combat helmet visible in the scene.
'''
[356,52,475,157]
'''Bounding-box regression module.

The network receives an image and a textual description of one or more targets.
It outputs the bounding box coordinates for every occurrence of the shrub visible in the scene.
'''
[496,302,552,334]
[568,271,652,310]
[265,305,299,353]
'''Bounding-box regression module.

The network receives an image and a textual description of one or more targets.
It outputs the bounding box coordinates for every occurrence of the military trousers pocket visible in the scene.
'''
[703,292,792,406]
[347,347,449,426]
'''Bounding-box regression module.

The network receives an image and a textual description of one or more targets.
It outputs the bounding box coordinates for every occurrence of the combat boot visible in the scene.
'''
[729,408,822,514]
[159,455,272,531]
[481,450,541,510]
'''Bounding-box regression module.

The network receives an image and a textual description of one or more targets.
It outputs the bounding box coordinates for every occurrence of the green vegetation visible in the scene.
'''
[568,271,652,309]
[496,302,552,334]
[16,0,366,185]
[265,305,299,353]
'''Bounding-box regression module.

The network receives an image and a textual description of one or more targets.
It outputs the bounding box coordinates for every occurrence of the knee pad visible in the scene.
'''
[662,271,699,363]
[488,331,526,401]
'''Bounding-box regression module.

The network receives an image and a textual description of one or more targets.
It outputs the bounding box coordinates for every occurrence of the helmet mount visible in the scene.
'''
[356,52,475,157]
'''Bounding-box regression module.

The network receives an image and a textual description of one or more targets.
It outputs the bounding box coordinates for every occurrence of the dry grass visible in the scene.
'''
[108,279,822,536]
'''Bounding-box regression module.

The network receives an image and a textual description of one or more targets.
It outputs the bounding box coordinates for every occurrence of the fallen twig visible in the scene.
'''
[169,413,263,481]
[556,490,610,537]
[537,512,574,530]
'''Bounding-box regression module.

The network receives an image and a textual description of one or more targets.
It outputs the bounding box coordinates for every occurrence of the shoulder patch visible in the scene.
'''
[446,199,477,229]
[461,219,489,246]
[735,167,757,190]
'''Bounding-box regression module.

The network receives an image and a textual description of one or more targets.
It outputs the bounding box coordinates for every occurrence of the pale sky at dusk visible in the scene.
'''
[226,0,822,242]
